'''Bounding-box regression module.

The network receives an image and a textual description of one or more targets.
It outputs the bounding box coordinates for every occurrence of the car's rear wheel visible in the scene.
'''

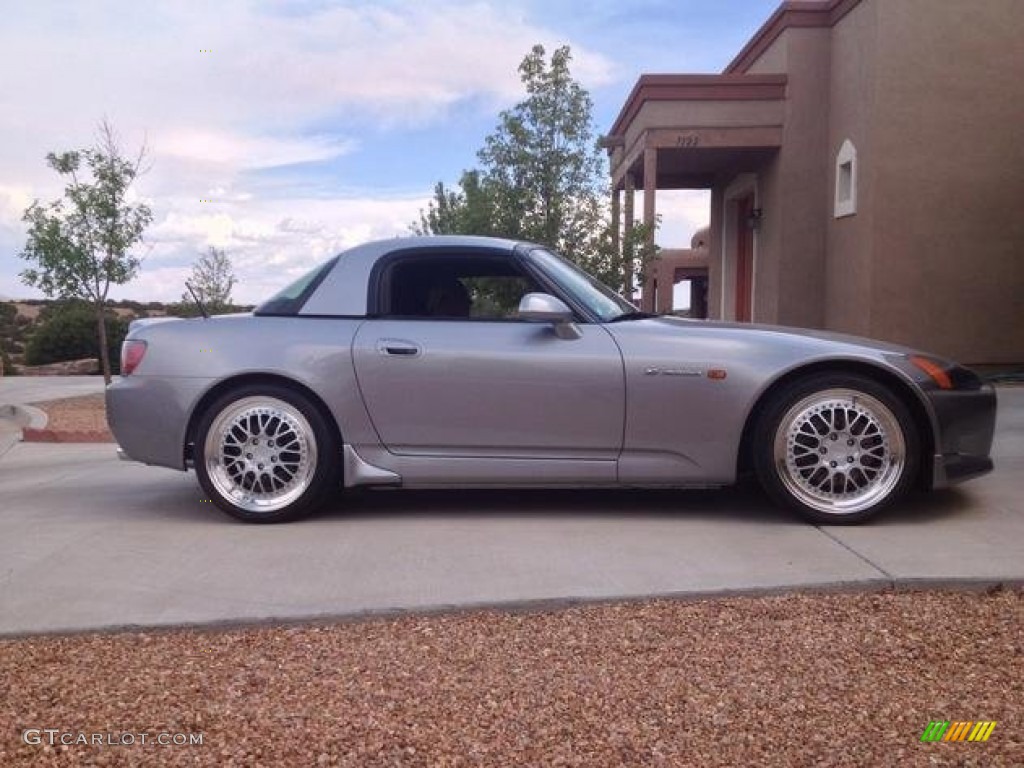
[194,384,339,523]
[753,373,919,524]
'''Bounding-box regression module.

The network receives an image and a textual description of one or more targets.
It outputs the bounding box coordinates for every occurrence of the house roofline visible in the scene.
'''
[724,0,863,74]
[607,74,787,139]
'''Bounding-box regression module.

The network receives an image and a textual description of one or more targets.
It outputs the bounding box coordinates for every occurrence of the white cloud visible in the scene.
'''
[115,193,429,304]
[0,186,33,230]
[153,129,356,169]
[0,1,616,303]
[0,2,613,143]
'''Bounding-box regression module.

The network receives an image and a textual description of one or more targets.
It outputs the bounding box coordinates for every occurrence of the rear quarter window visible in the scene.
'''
[254,257,338,316]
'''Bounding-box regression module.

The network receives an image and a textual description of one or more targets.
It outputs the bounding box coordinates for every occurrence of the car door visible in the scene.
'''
[351,248,625,469]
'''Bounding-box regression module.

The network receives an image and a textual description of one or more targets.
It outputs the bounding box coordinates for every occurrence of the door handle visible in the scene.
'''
[377,339,421,357]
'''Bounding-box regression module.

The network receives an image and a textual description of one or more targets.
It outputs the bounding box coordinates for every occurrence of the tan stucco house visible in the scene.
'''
[605,0,1024,364]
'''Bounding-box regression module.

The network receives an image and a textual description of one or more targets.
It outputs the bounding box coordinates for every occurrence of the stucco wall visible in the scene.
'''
[730,32,787,324]
[734,26,831,328]
[824,0,878,339]
[771,27,831,329]
[745,32,787,75]
[869,0,1024,363]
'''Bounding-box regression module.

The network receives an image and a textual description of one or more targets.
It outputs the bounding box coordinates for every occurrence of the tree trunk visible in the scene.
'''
[95,303,111,385]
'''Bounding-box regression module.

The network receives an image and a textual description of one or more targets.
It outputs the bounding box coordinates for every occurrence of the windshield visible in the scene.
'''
[526,248,636,322]
[254,256,338,316]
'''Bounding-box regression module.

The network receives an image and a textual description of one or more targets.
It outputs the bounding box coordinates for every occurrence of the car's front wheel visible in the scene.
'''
[194,384,339,523]
[753,373,919,524]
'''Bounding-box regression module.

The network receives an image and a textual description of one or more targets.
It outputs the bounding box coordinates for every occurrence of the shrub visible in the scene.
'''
[24,301,130,372]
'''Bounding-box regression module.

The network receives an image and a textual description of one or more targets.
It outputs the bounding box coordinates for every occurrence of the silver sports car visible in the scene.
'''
[106,236,996,524]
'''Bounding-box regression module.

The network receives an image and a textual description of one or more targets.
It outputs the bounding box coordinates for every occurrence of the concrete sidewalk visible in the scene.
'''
[0,375,108,405]
[0,388,1020,636]
[0,376,108,457]
[0,404,47,458]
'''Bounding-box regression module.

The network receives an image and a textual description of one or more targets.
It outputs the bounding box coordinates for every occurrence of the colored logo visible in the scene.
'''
[920,721,996,742]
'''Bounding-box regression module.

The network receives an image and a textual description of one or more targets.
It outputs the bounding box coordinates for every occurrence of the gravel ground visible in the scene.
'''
[2,589,1021,767]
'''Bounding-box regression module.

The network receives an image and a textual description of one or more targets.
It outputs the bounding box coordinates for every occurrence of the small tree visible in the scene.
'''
[413,171,498,239]
[623,217,662,299]
[19,121,152,383]
[415,45,616,283]
[182,246,236,314]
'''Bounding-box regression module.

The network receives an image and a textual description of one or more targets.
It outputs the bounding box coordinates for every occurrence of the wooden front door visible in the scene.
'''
[735,194,754,322]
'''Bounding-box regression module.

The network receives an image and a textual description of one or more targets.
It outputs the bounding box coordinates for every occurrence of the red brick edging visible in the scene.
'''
[22,428,115,444]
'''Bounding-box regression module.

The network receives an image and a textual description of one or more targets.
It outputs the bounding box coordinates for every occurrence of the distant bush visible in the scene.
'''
[0,304,19,374]
[166,301,254,318]
[112,299,146,312]
[24,301,130,372]
[0,345,14,375]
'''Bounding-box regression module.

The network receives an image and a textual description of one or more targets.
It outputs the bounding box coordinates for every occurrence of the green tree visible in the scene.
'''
[415,45,632,290]
[413,171,498,239]
[182,246,236,314]
[18,121,152,383]
[625,217,662,295]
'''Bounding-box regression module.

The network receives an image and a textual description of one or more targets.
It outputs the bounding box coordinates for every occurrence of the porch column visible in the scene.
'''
[643,147,658,311]
[623,172,635,301]
[611,185,621,293]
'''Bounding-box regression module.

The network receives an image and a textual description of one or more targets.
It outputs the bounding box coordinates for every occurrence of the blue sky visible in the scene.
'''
[0,0,779,303]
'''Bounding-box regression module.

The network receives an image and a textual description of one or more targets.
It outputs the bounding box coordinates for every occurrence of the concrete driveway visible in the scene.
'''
[1,388,1021,636]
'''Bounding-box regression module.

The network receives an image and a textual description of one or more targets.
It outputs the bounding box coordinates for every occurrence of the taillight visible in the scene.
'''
[121,339,147,376]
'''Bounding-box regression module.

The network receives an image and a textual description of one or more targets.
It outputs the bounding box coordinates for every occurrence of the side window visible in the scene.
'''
[383,254,541,320]
[462,275,538,319]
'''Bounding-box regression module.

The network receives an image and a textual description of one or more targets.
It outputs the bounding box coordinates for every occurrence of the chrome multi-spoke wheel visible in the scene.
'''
[195,385,338,522]
[754,374,919,524]
[775,389,904,514]
[205,397,316,513]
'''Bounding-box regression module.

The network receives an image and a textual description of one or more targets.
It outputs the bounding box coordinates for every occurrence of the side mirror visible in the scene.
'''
[517,293,581,339]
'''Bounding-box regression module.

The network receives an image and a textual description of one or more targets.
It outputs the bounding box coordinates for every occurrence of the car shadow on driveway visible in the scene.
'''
[319,482,793,526]
[320,484,978,527]
[90,472,980,528]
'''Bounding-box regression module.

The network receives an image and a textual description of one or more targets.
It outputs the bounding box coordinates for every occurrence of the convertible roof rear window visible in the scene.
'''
[254,256,338,316]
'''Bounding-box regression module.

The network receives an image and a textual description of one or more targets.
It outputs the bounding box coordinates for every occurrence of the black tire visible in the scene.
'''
[752,373,919,524]
[194,383,340,523]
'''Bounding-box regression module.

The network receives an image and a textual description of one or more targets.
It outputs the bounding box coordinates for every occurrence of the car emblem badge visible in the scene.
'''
[643,367,704,377]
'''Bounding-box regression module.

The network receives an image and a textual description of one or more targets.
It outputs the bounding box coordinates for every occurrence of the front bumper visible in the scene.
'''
[927,384,997,488]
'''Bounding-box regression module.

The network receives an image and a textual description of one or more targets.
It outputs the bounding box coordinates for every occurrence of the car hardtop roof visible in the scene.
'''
[338,235,540,260]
